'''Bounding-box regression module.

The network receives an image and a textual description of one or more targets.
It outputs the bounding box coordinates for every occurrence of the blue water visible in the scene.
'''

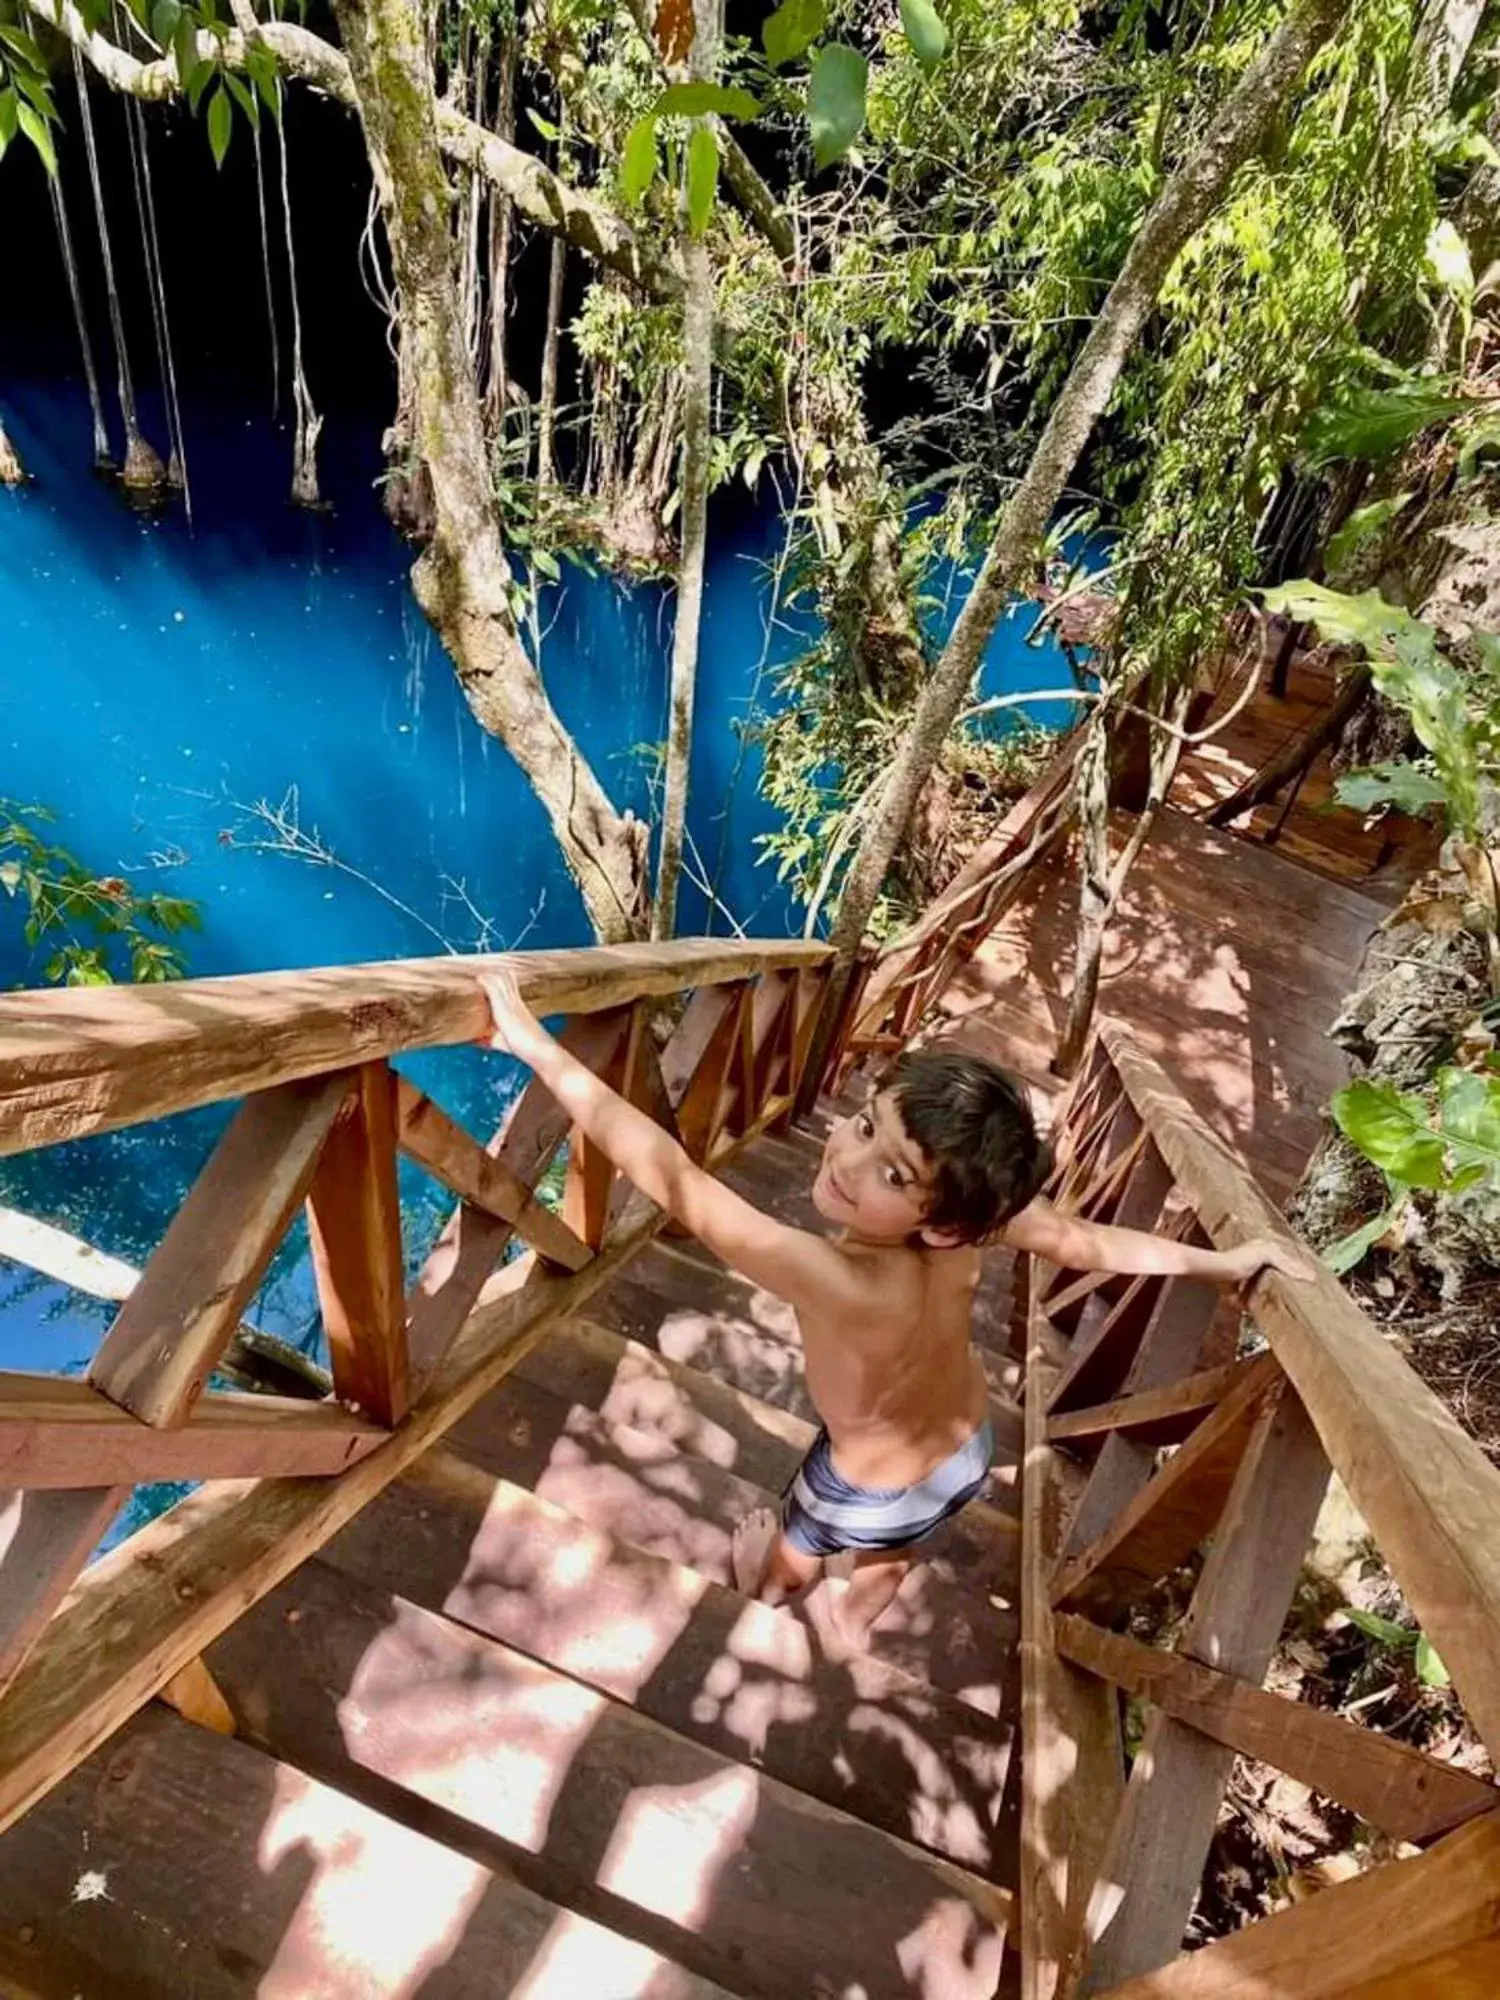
[0,373,1078,1540]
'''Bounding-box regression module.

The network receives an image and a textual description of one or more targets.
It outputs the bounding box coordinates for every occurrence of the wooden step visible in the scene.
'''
[0,1704,738,1999]
[445,1369,1020,1691]
[319,1447,1020,1880]
[203,1556,1013,2000]
[590,1240,1026,1445]
[505,1315,1023,1592]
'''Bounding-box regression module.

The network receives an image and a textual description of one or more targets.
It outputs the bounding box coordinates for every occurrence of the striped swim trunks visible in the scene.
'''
[781,1419,994,1559]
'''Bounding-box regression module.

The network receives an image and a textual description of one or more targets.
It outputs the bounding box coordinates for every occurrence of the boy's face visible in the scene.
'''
[813,1088,958,1246]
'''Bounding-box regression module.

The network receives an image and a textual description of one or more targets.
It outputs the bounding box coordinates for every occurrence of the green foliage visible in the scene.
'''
[1342,1604,1449,1689]
[1332,1069,1500,1198]
[762,0,825,70]
[686,123,718,240]
[807,43,868,170]
[0,20,58,174]
[0,802,201,986]
[898,0,947,71]
[1303,382,1478,469]
[1262,583,1491,845]
[1334,760,1448,815]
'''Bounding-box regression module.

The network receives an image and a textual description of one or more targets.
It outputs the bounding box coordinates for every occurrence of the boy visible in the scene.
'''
[480,970,1312,1652]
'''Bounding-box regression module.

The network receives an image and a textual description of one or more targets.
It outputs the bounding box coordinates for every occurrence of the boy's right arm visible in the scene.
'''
[999,1196,1316,1286]
[480,970,878,1320]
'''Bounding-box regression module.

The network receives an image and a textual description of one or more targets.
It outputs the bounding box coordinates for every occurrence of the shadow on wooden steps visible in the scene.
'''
[0,1112,1025,1999]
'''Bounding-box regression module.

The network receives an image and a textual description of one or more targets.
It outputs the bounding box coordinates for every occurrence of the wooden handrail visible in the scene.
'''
[0,936,831,1157]
[1019,1025,1500,1996]
[1100,1019,1500,1755]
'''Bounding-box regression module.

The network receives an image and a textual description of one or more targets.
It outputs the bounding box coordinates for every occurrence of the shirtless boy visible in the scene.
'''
[481,969,1312,1650]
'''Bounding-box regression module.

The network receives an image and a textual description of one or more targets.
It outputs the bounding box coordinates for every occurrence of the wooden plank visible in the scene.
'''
[0,1101,795,1839]
[1054,1616,1499,1847]
[1102,1020,1500,1759]
[404,1012,625,1388]
[1020,1286,1125,2000]
[0,936,833,1159]
[1077,1380,1330,1991]
[202,1555,1013,1998]
[158,1653,236,1736]
[674,981,751,1162]
[0,1486,124,1692]
[562,1005,634,1250]
[89,1072,353,1425]
[1048,1361,1257,1450]
[1090,1814,1500,2000]
[395,1078,591,1271]
[1050,1353,1283,1621]
[0,1374,385,1486]
[0,1704,740,2000]
[326,1452,1019,1881]
[1046,1233,1194,1417]
[307,1062,409,1427]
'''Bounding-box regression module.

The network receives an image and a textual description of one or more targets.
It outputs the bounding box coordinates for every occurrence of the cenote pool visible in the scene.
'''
[0,373,1077,1542]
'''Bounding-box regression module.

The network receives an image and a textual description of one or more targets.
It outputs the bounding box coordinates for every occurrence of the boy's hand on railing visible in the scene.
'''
[1220,1236,1318,1288]
[478,966,547,1062]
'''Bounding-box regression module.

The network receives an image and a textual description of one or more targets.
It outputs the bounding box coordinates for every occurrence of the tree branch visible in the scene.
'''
[24,0,682,300]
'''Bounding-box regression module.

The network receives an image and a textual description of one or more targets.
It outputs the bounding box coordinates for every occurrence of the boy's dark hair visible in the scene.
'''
[885,1046,1051,1241]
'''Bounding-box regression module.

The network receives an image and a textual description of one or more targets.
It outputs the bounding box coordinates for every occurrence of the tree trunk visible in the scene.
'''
[536,232,567,488]
[330,0,648,943]
[815,0,1349,1047]
[651,0,719,941]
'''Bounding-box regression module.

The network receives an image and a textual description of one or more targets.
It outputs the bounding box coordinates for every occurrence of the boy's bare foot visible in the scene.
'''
[732,1508,781,1596]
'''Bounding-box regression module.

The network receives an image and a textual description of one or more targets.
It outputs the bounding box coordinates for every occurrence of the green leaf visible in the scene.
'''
[899,0,948,67]
[1324,493,1412,576]
[1415,1633,1451,1688]
[762,0,825,67]
[246,41,281,120]
[0,88,16,151]
[1344,1607,1416,1648]
[224,67,259,127]
[207,80,231,166]
[1438,1068,1500,1183]
[151,0,182,46]
[1424,220,1473,301]
[619,113,659,206]
[185,56,215,112]
[686,123,718,239]
[1334,761,1449,816]
[807,42,866,169]
[174,11,199,87]
[15,71,56,120]
[1323,1203,1400,1276]
[16,99,55,176]
[653,82,761,122]
[1332,1079,1449,1190]
[1302,384,1474,468]
[0,25,45,73]
[526,108,560,143]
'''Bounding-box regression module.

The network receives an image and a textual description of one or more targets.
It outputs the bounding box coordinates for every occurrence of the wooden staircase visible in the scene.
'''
[0,1119,1026,1999]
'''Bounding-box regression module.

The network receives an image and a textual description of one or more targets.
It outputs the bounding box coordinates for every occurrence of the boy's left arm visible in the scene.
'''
[998,1196,1316,1286]
[477,969,880,1320]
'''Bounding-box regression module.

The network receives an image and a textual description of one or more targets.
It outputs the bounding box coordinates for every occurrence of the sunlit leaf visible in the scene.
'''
[686,123,718,240]
[1324,492,1412,575]
[1424,220,1473,301]
[899,0,948,68]
[1302,383,1474,468]
[654,81,761,121]
[1332,1080,1448,1190]
[0,88,16,153]
[1334,761,1448,816]
[808,42,866,169]
[1323,1203,1401,1275]
[16,100,55,176]
[619,113,659,205]
[224,68,259,128]
[1415,1633,1451,1688]
[1438,1068,1500,1181]
[762,0,826,68]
